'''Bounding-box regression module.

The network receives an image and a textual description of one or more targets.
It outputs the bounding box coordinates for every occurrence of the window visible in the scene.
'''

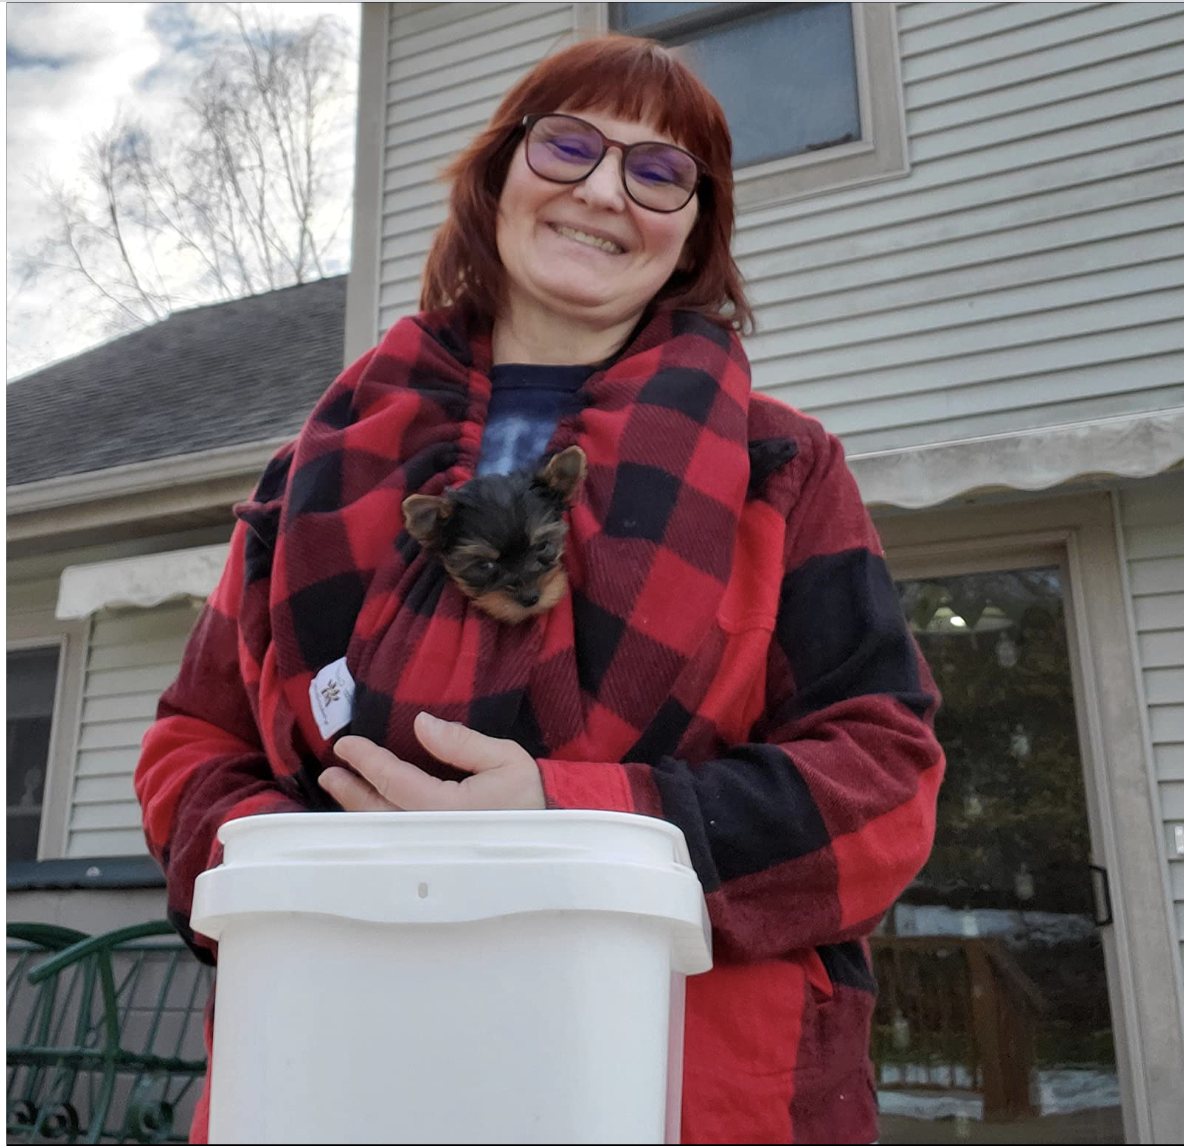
[7,646,61,863]
[608,2,908,207]
[612,3,859,167]
[7,611,88,869]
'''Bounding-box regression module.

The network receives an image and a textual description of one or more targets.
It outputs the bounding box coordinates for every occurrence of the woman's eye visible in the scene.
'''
[548,137,596,160]
[634,165,676,186]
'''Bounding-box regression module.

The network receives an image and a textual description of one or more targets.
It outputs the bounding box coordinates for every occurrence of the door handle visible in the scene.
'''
[1089,863,1113,927]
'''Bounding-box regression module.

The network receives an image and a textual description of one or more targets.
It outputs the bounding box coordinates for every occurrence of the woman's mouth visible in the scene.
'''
[547,223,625,255]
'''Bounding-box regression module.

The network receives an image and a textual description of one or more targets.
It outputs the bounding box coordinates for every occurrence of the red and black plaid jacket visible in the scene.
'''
[136,305,943,1144]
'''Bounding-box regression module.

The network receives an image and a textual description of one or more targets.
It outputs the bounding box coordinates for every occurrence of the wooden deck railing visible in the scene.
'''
[870,935,1047,1122]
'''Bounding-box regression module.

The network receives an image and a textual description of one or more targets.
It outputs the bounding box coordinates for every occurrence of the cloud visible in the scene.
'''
[7,2,155,62]
[5,2,360,381]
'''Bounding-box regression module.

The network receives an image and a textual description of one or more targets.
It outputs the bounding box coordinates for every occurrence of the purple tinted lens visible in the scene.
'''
[624,143,698,210]
[527,118,602,180]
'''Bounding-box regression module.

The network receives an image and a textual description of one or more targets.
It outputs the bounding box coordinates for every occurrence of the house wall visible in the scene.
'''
[368,1,1183,454]
[6,524,231,866]
[743,0,1184,451]
[69,599,202,858]
[6,887,168,931]
[1116,469,1184,972]
[374,2,581,335]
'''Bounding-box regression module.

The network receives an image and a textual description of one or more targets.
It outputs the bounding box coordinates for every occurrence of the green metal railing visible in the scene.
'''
[7,921,212,1144]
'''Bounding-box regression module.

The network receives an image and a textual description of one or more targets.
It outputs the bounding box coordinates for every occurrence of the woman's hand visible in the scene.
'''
[318,711,546,812]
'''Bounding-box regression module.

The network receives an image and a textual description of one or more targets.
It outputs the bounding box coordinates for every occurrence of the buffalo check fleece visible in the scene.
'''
[136,303,944,1144]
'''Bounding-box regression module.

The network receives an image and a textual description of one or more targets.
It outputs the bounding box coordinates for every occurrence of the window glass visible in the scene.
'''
[611,3,860,167]
[876,570,1124,1143]
[7,646,59,863]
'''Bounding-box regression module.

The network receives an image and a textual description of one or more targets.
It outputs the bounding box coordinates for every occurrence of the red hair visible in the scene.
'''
[419,35,753,334]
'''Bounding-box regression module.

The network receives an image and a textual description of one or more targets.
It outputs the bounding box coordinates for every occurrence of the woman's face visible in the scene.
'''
[495,108,700,334]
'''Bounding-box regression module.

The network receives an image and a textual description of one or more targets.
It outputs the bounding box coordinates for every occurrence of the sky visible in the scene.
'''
[5,2,362,381]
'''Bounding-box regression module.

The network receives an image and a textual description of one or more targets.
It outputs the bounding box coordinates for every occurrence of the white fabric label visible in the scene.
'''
[309,656,356,739]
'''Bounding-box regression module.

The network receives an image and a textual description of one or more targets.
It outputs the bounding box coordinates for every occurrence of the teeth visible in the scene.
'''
[553,225,623,254]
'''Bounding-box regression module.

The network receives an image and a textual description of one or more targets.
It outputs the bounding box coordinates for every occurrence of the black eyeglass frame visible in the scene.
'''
[520,112,706,213]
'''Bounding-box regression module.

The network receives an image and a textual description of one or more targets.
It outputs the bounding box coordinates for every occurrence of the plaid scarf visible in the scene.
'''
[234,304,758,785]
[139,302,944,1144]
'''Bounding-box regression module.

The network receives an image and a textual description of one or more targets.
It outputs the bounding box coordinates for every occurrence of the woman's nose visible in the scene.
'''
[573,148,627,211]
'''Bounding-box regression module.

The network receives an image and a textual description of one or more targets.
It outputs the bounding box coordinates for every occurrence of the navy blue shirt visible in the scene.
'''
[476,363,594,476]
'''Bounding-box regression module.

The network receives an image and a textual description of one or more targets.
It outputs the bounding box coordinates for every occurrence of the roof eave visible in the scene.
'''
[6,435,290,545]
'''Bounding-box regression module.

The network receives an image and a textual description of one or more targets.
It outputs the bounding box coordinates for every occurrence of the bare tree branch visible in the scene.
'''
[41,178,155,328]
[12,3,354,344]
[90,126,168,321]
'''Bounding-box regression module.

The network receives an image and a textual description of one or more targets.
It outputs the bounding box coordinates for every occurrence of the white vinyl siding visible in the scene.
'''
[739,1,1184,452]
[374,2,1182,454]
[1119,470,1184,964]
[378,2,577,333]
[8,575,61,618]
[67,602,197,858]
[7,525,229,862]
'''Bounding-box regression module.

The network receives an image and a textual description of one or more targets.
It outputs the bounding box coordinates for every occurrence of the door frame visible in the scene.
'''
[876,488,1184,1143]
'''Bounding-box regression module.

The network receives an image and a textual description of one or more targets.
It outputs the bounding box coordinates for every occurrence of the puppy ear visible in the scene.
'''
[536,446,587,506]
[402,494,454,547]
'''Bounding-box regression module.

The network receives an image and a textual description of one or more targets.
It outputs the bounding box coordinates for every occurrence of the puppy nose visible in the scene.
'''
[517,588,541,607]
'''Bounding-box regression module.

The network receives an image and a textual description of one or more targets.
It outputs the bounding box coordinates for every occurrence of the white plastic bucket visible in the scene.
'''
[190,810,712,1144]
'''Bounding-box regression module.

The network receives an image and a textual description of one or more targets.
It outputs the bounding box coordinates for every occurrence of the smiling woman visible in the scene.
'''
[420,34,752,355]
[135,33,944,1146]
[490,106,702,364]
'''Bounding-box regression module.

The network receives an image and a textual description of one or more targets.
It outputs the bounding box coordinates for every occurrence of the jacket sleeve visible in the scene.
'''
[536,428,944,962]
[135,505,307,962]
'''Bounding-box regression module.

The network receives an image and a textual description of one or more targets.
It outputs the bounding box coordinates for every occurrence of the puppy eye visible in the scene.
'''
[535,541,558,561]
[475,559,497,576]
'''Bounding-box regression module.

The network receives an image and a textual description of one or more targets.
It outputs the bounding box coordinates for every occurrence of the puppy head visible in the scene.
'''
[399,447,587,623]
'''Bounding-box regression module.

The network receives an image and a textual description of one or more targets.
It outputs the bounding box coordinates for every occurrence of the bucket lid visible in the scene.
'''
[191,811,712,974]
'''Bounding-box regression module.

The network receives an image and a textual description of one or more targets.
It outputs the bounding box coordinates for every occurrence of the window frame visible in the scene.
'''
[877,490,1184,1144]
[596,1,909,209]
[7,612,90,862]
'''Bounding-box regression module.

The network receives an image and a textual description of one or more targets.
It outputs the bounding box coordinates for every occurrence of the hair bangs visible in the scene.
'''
[537,47,731,174]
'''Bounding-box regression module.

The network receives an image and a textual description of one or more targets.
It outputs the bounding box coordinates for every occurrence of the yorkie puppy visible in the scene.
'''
[402,446,587,624]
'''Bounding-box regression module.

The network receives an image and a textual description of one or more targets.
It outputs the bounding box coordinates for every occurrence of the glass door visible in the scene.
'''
[874,565,1124,1144]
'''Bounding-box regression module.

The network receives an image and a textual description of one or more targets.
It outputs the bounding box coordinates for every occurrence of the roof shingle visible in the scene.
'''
[6,276,348,487]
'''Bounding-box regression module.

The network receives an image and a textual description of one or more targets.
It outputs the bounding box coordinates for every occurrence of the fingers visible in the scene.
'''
[321,723,543,813]
[330,734,464,812]
[415,716,544,810]
[317,765,401,812]
[413,711,509,773]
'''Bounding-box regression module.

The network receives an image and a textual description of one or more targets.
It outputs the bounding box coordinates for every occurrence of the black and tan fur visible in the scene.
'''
[402,446,587,624]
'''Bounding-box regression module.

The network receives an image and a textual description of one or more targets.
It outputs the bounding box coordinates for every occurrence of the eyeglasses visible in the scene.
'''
[521,113,704,213]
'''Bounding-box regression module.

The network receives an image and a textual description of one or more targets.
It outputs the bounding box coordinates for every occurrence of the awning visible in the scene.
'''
[46,411,1184,617]
[848,407,1184,509]
[56,544,230,620]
